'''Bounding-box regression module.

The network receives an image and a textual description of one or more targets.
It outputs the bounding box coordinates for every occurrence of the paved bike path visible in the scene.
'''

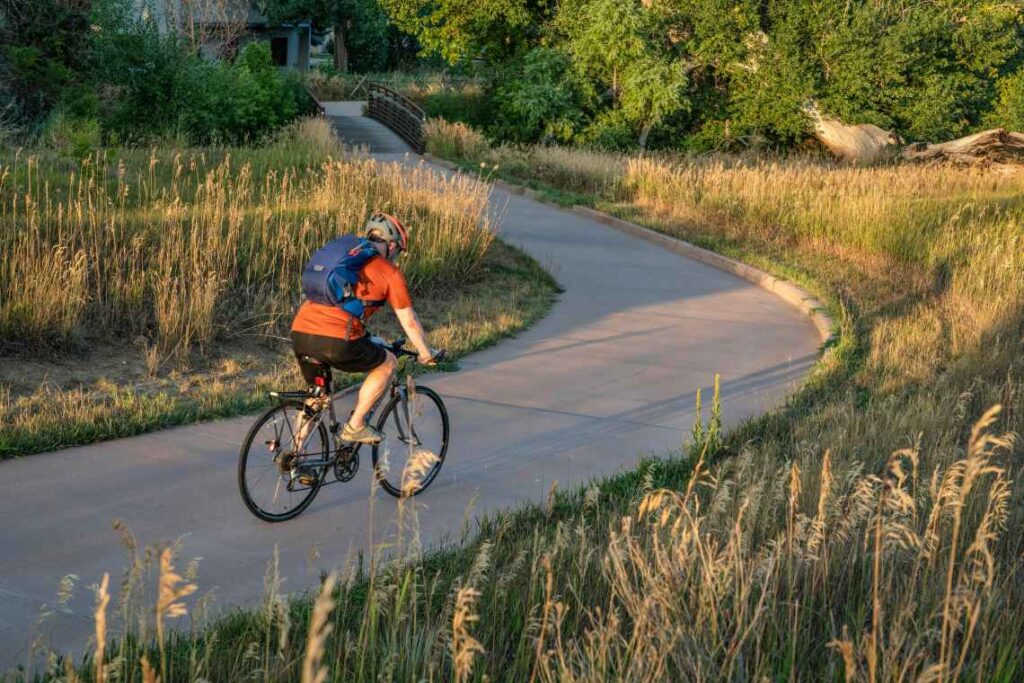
[0,153,821,668]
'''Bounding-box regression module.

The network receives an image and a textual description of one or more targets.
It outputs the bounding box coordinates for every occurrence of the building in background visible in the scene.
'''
[143,0,311,70]
[246,14,311,70]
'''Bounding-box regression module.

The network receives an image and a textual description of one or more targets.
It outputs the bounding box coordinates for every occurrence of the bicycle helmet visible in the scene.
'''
[364,212,409,257]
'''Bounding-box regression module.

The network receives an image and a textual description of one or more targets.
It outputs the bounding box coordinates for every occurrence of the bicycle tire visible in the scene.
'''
[238,399,330,522]
[371,385,450,498]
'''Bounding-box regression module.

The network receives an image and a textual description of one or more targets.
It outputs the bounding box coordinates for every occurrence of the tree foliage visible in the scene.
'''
[0,0,93,123]
[987,68,1024,132]
[381,0,1024,150]
[491,47,582,143]
[380,0,552,64]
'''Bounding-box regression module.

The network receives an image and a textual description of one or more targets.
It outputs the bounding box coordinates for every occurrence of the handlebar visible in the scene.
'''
[377,337,446,364]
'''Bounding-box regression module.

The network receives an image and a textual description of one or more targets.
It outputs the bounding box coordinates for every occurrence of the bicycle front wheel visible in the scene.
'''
[372,385,450,498]
[238,400,329,522]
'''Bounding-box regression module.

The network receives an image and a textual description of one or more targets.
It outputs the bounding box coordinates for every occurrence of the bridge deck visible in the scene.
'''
[323,101,412,153]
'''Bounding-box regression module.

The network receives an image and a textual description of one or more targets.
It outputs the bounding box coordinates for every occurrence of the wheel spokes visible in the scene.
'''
[376,392,445,496]
[244,404,323,518]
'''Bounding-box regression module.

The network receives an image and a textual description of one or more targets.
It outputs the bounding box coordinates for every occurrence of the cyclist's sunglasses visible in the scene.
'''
[368,234,404,257]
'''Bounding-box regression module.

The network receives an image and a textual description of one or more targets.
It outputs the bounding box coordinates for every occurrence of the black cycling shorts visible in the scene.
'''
[291,331,387,384]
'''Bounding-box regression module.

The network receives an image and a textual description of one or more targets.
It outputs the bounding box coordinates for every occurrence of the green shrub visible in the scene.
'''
[422,90,491,128]
[238,42,300,130]
[0,0,92,124]
[90,22,311,145]
[985,68,1024,131]
[87,3,193,142]
[181,42,308,144]
[38,108,101,157]
[490,47,583,144]
[2,0,312,145]
[578,109,639,151]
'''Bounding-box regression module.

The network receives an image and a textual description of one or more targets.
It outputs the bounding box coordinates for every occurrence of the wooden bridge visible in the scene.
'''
[319,82,426,154]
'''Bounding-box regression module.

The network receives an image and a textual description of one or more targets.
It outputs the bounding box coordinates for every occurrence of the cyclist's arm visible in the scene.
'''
[394,306,434,362]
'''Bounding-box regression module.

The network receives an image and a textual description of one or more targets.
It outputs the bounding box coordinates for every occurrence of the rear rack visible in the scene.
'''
[269,391,310,399]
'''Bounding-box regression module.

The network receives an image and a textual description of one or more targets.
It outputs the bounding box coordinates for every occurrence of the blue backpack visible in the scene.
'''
[301,235,384,318]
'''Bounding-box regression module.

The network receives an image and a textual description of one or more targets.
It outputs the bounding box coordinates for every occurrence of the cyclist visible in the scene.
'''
[290,212,438,444]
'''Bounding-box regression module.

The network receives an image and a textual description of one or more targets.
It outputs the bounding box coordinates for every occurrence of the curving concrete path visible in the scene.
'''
[0,111,821,669]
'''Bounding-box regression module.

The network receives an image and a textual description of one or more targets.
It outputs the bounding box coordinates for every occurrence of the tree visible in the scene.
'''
[986,67,1024,131]
[662,0,1024,147]
[556,0,690,149]
[378,0,1024,150]
[0,0,93,124]
[491,46,582,143]
[380,0,551,64]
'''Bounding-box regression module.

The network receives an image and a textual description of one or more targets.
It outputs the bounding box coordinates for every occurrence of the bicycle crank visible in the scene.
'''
[334,445,359,482]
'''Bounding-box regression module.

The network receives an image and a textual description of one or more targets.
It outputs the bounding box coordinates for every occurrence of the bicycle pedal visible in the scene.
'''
[291,466,319,487]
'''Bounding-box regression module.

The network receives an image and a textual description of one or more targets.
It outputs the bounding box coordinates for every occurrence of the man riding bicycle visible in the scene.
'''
[290,212,438,445]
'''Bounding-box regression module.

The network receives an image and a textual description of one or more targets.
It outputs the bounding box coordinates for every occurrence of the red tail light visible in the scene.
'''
[314,376,326,387]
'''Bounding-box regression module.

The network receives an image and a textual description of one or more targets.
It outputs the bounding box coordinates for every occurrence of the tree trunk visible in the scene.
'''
[902,128,1024,164]
[805,102,1024,165]
[638,122,653,150]
[804,102,900,163]
[333,25,348,73]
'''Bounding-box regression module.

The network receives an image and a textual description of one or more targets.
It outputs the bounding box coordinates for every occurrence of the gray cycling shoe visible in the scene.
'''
[341,422,383,444]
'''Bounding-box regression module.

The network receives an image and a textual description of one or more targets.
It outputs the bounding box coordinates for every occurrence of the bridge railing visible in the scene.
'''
[367,82,426,153]
[305,85,326,117]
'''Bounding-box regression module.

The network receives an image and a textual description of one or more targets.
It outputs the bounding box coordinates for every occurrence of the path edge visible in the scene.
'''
[570,206,835,346]
[423,153,835,348]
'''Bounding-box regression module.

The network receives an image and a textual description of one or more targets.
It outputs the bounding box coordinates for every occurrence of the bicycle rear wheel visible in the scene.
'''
[371,385,449,498]
[238,399,329,522]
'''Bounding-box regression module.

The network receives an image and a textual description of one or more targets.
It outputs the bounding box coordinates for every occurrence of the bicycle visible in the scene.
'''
[237,338,450,522]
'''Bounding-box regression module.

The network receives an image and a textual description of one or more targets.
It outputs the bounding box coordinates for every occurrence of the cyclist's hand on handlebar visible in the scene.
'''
[418,348,444,365]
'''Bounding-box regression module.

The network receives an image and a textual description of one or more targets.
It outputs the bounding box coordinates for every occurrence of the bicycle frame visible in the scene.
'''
[285,369,416,469]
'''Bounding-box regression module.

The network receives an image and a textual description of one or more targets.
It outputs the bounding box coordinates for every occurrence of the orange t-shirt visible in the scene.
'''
[291,256,413,340]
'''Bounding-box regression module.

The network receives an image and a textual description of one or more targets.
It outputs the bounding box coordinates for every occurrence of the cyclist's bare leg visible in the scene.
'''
[291,395,328,452]
[348,351,397,429]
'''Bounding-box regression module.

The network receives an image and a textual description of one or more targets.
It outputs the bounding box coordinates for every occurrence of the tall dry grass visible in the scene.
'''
[392,126,1022,678]
[424,119,490,164]
[425,120,628,196]
[0,118,560,458]
[0,118,493,362]
[12,400,1018,682]
[307,70,484,101]
[620,158,1024,390]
